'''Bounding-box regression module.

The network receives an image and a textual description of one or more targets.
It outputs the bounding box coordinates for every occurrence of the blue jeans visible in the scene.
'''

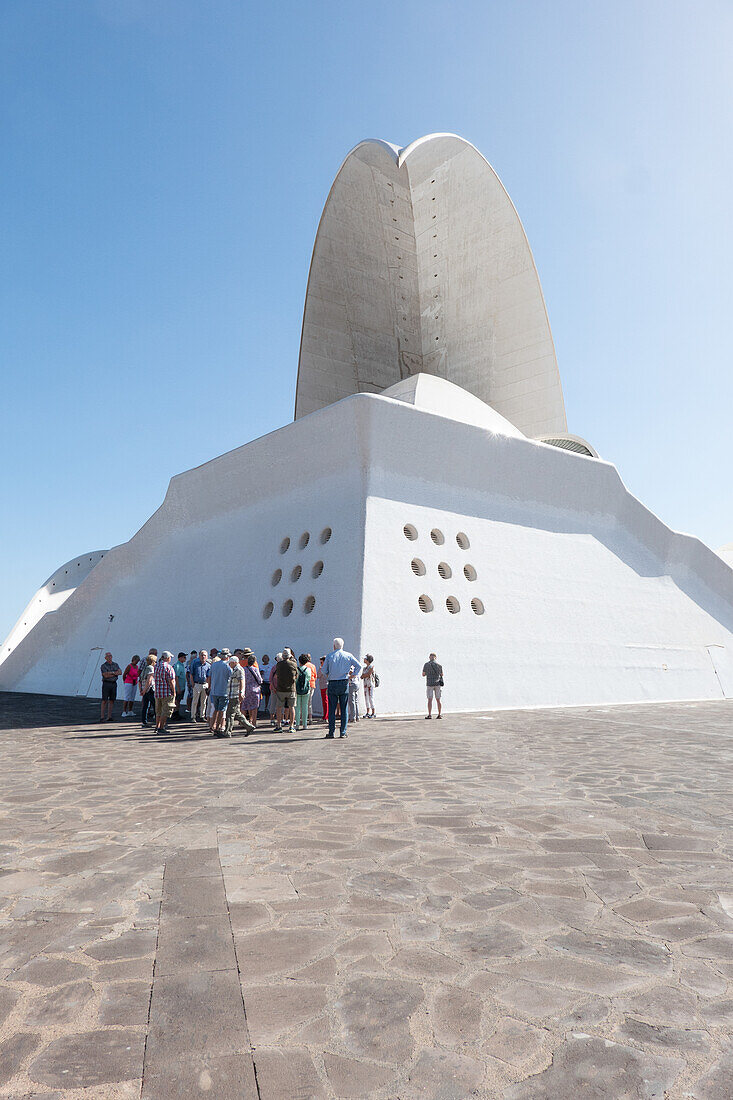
[327,679,349,736]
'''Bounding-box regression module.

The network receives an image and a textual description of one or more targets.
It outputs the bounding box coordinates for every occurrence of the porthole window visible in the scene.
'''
[271,569,282,586]
[430,528,444,546]
[299,531,310,549]
[403,524,418,541]
[418,594,434,613]
[463,564,477,582]
[411,558,426,576]
[471,598,485,615]
[320,527,332,544]
[304,595,316,614]
[312,560,324,579]
[446,596,460,614]
[283,599,293,617]
[263,602,274,619]
[280,537,290,554]
[437,562,452,579]
[291,564,302,583]
[456,532,470,550]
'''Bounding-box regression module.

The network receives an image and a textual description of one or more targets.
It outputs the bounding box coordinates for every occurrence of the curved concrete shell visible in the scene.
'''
[295,133,567,438]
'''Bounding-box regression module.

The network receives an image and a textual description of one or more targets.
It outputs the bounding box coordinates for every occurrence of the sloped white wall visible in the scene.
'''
[358,396,733,714]
[4,392,733,714]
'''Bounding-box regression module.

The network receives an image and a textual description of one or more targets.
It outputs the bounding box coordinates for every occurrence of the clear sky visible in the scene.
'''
[2,0,732,640]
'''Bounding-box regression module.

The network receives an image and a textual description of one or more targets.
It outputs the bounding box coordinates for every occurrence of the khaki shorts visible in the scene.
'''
[276,690,295,708]
[426,686,442,701]
[155,697,175,720]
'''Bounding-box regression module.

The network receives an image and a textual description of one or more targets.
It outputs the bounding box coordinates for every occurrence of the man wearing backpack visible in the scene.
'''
[295,654,311,730]
[275,649,298,734]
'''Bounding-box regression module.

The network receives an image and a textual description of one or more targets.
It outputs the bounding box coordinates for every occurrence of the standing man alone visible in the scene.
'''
[100,653,121,723]
[323,638,361,739]
[422,652,444,719]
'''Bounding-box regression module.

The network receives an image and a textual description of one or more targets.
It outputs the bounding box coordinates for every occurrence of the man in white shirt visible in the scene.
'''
[322,638,361,739]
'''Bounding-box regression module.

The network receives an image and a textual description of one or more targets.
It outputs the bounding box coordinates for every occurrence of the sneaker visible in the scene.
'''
[340,732,348,739]
[324,733,334,739]
[289,725,296,734]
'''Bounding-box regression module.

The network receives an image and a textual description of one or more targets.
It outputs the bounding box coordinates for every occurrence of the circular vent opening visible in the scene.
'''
[280,537,290,554]
[411,558,426,576]
[446,596,460,614]
[271,569,282,587]
[463,564,477,582]
[471,597,485,615]
[456,532,470,550]
[403,524,418,541]
[283,599,293,617]
[437,562,452,579]
[304,595,316,614]
[312,560,324,578]
[430,528,444,545]
[299,531,310,549]
[320,527,332,544]
[291,564,302,582]
[263,602,274,619]
[418,594,434,613]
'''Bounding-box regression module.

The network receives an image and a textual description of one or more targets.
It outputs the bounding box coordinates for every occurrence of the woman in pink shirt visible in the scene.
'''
[121,656,140,717]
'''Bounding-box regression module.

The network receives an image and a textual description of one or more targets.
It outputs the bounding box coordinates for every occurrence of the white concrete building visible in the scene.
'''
[3,134,733,711]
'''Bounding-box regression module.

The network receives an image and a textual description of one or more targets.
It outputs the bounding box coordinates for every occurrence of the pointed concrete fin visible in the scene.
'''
[380,373,526,437]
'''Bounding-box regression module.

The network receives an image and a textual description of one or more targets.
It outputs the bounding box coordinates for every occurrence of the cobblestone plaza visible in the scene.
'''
[0,694,732,1098]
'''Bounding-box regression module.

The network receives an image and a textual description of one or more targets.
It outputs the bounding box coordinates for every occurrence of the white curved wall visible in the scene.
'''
[2,390,732,711]
[0,549,109,671]
[295,134,567,438]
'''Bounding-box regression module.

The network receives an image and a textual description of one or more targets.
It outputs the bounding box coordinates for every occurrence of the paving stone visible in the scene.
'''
[83,928,157,961]
[616,984,699,1026]
[253,1048,326,1100]
[235,928,332,980]
[643,833,714,851]
[144,970,246,1071]
[99,980,152,1025]
[242,983,328,1042]
[390,947,462,979]
[142,1052,258,1099]
[495,980,580,1019]
[29,1029,145,1088]
[402,1049,486,1098]
[322,1052,395,1097]
[690,1054,733,1099]
[23,980,95,1027]
[614,897,700,922]
[336,976,424,1060]
[546,931,672,975]
[0,1032,41,1087]
[682,934,733,961]
[0,984,19,1025]
[484,1017,549,1067]
[155,912,236,975]
[618,1015,710,1051]
[430,984,483,1046]
[227,901,270,931]
[446,925,529,962]
[505,1035,683,1099]
[497,957,645,994]
[7,954,89,986]
[162,872,227,915]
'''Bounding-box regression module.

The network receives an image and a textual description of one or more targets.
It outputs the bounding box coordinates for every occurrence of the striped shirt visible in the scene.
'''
[154,660,176,698]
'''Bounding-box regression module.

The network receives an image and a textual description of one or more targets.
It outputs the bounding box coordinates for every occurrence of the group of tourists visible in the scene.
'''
[98,638,386,739]
[99,642,445,735]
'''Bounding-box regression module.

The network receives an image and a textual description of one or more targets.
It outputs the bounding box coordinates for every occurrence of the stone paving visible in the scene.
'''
[0,692,732,1099]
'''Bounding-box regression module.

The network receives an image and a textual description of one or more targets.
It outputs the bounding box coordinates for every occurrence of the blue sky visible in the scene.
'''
[2,0,732,640]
